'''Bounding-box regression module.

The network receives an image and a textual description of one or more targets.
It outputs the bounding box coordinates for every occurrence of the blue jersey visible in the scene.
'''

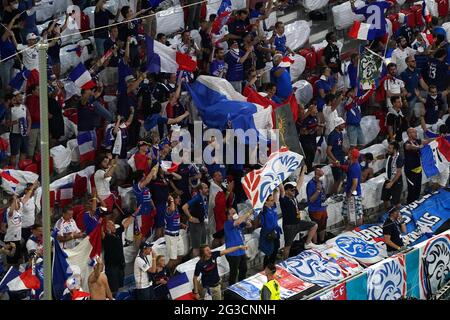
[133,183,153,215]
[273,34,287,54]
[165,209,181,236]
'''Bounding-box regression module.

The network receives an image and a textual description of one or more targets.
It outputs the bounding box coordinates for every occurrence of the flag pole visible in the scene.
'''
[37,42,52,300]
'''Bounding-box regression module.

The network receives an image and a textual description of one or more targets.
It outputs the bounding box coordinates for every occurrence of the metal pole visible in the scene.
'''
[38,43,52,300]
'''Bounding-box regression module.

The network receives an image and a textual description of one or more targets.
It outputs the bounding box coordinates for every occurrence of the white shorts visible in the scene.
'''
[165,234,184,260]
[431,167,449,187]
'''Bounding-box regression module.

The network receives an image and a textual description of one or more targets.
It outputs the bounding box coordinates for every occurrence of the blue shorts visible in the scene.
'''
[347,124,364,146]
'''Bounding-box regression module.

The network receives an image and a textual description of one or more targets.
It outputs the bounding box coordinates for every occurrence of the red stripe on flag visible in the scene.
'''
[437,136,450,161]
[1,171,20,184]
[348,21,361,40]
[175,52,197,72]
[20,268,41,290]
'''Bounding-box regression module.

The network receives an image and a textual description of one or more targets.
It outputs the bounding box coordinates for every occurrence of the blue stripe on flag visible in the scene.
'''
[52,237,71,299]
[77,131,93,145]
[167,272,189,290]
[420,144,440,177]
[146,37,161,74]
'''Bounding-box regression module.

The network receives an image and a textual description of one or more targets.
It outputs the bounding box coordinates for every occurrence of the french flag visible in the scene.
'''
[68,63,96,90]
[77,131,96,164]
[146,36,197,74]
[167,273,195,300]
[420,138,450,178]
[186,76,273,142]
[9,68,31,92]
[0,267,41,292]
[160,161,179,173]
[348,21,377,41]
[278,56,295,68]
[422,1,432,24]
[52,224,102,299]
[66,45,83,57]
[211,0,232,34]
[0,170,20,194]
[58,183,74,207]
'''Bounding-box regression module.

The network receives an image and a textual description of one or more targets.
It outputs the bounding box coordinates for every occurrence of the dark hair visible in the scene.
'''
[436,34,446,44]
[390,95,401,105]
[237,9,248,15]
[133,170,145,184]
[274,21,283,29]
[321,66,330,75]
[199,244,210,259]
[435,48,447,59]
[264,82,277,91]
[255,1,264,10]
[325,32,334,42]
[181,30,190,37]
[364,153,374,162]
[31,223,42,230]
[387,62,397,70]
[284,183,295,191]
[388,207,399,216]
[156,33,166,41]
[209,14,217,21]
[439,124,448,135]
[95,153,109,170]
[109,25,118,32]
[389,140,400,151]
[350,53,358,61]
[4,93,14,102]
[396,36,405,44]
[431,16,439,26]
[120,5,130,18]
[265,263,276,274]
[325,93,336,104]
[62,206,73,214]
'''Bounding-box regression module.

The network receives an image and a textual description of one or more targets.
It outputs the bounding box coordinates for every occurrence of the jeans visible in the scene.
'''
[94,37,106,58]
[347,124,364,146]
[135,286,155,300]
[0,59,14,93]
[225,254,248,285]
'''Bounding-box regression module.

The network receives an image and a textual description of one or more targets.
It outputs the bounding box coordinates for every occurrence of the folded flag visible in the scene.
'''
[68,63,96,90]
[77,130,96,164]
[211,0,232,34]
[52,224,102,299]
[420,139,449,178]
[167,272,195,300]
[0,267,40,292]
[242,147,303,215]
[146,36,197,74]
[160,160,179,173]
[9,68,31,92]
[348,21,377,41]
[57,182,74,207]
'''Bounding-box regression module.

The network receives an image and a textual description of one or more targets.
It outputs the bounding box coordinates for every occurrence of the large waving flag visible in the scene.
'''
[348,21,378,41]
[420,138,450,178]
[0,267,40,292]
[211,0,232,34]
[242,147,303,215]
[146,36,197,74]
[9,68,31,92]
[186,75,273,140]
[0,169,39,195]
[68,63,96,90]
[52,223,102,299]
[77,130,96,164]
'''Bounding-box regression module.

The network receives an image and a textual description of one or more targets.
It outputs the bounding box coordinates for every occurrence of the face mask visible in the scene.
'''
[430,95,437,99]
[232,213,239,221]
[232,48,240,53]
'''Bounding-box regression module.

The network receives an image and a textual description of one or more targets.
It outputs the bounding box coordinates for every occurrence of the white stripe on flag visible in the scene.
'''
[74,70,93,88]
[153,41,178,74]
[170,282,192,300]
[60,188,73,200]
[357,22,371,40]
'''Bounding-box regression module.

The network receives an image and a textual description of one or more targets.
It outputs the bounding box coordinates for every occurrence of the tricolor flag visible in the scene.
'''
[167,272,195,300]
[348,21,377,41]
[77,130,96,164]
[66,45,83,57]
[279,55,295,68]
[9,68,31,92]
[52,224,102,299]
[68,63,96,90]
[211,0,232,34]
[57,183,74,207]
[420,138,450,178]
[146,36,197,74]
[160,160,179,173]
[0,267,40,292]
[0,170,20,194]
[422,1,432,24]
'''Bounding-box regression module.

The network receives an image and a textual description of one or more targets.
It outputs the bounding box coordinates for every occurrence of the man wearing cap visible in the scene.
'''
[134,241,156,300]
[383,207,407,254]
[6,91,31,166]
[15,32,39,71]
[279,166,319,258]
[342,148,363,228]
[306,167,328,243]
[327,117,347,195]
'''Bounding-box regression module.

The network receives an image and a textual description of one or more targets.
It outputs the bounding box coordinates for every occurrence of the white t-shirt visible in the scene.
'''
[94,169,112,200]
[323,105,339,136]
[133,254,153,289]
[21,195,36,228]
[4,204,23,242]
[384,78,405,107]
[10,104,27,134]
[16,44,39,71]
[55,218,81,249]
[391,47,416,75]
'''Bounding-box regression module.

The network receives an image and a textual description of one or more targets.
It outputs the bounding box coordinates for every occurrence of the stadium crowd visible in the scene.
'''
[0,0,449,300]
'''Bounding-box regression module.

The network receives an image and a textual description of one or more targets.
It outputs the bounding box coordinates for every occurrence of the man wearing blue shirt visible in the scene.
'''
[225,41,253,93]
[306,167,328,243]
[422,48,449,92]
[270,22,293,56]
[347,54,358,89]
[224,207,252,285]
[401,56,429,116]
[327,117,347,195]
[270,54,293,101]
[342,148,363,227]
[210,48,227,78]
[182,183,209,258]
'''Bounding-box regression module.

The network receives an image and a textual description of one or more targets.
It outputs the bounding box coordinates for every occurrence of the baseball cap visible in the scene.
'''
[351,148,360,160]
[139,241,153,250]
[26,33,38,41]
[284,181,297,189]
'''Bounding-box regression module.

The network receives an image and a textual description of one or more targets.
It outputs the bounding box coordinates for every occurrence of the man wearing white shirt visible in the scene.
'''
[134,242,156,300]
[323,93,343,136]
[391,37,416,75]
[94,154,118,212]
[384,63,408,108]
[55,207,85,249]
[16,33,39,71]
[21,181,38,242]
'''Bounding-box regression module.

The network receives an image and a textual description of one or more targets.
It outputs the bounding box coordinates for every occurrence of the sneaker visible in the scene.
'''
[304,242,321,250]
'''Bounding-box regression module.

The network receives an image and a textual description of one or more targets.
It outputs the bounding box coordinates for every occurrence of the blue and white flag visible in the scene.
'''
[420,140,449,178]
[9,68,31,92]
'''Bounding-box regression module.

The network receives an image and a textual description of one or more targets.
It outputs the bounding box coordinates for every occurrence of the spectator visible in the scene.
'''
[94,154,118,213]
[0,12,19,92]
[134,241,156,300]
[380,141,404,210]
[270,21,292,56]
[82,197,105,235]
[225,40,253,93]
[15,32,39,71]
[422,48,448,92]
[342,148,363,228]
[260,263,280,300]
[270,53,292,101]
[133,166,158,239]
[297,102,322,171]
[228,10,250,43]
[401,55,429,119]
[224,207,252,285]
[279,167,319,259]
[346,53,358,89]
[176,30,201,61]
[316,66,336,112]
[6,91,31,166]
[20,181,38,243]
[47,85,65,147]
[210,47,227,78]
[344,86,373,148]
[306,167,327,243]
[386,96,408,142]
[182,183,210,257]
[26,223,43,258]
[55,206,85,250]
[391,36,416,75]
[384,63,408,109]
[44,15,69,80]
[185,0,202,30]
[102,219,125,297]
[193,243,247,300]
[88,256,114,300]
[151,255,171,300]
[3,195,23,267]
[94,0,117,58]
[322,32,341,75]
[25,84,40,158]
[327,117,346,195]
[411,32,429,71]
[164,194,185,273]
[417,85,448,125]
[323,93,343,136]
[383,207,406,253]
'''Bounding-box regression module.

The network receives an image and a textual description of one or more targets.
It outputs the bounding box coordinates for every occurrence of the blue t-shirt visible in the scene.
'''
[306,179,327,212]
[260,205,279,232]
[274,34,287,55]
[0,38,16,61]
[225,50,244,82]
[347,63,358,89]
[327,129,345,162]
[424,58,448,92]
[316,77,334,111]
[210,59,226,77]
[345,162,362,196]
[424,93,443,125]
[186,193,208,222]
[270,66,292,100]
[401,68,421,101]
[346,103,362,126]
[165,209,180,236]
[133,183,154,215]
[224,220,245,257]
[354,1,391,38]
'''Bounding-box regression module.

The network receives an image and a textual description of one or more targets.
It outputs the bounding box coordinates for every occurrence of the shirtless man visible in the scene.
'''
[88,257,114,300]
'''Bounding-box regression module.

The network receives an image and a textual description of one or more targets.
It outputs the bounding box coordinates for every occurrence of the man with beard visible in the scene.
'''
[384,63,408,109]
[386,96,408,143]
[391,37,416,75]
[383,207,407,253]
[379,141,404,209]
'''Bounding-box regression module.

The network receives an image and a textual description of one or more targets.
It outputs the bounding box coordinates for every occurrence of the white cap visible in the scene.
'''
[26,33,38,41]
[333,117,346,130]
[125,75,136,83]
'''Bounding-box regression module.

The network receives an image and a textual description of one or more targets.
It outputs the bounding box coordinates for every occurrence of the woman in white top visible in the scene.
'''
[21,180,39,241]
[4,195,23,266]
[94,154,117,213]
